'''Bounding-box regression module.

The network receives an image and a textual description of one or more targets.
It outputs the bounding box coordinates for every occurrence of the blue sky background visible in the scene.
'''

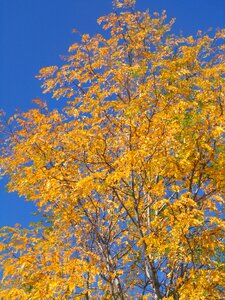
[0,0,225,228]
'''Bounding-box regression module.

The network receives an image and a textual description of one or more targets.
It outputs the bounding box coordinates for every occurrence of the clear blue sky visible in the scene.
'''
[0,0,224,228]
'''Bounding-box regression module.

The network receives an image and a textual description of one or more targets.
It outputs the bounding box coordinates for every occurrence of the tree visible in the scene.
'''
[0,0,225,298]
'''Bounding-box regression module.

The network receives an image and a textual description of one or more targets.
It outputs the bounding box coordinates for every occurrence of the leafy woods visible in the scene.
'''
[0,0,225,298]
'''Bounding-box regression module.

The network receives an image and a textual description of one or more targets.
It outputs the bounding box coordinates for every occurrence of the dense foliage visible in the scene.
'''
[0,0,225,298]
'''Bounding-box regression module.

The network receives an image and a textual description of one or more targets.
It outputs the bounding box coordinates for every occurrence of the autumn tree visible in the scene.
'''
[0,0,225,299]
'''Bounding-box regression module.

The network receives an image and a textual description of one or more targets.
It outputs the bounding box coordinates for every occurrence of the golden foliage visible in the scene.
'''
[0,0,225,299]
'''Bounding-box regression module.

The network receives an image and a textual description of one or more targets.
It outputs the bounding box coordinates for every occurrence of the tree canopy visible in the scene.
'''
[0,0,225,299]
